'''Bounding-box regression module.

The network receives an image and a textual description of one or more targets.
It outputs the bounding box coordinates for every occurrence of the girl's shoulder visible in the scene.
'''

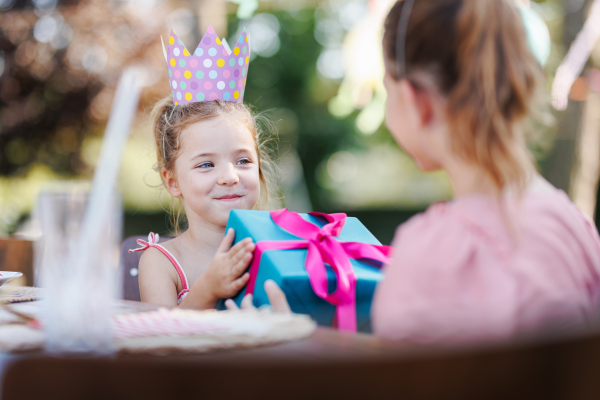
[394,183,600,258]
[134,233,182,283]
[392,191,529,256]
[137,246,182,302]
[391,200,482,262]
[138,246,176,273]
[130,232,181,259]
[394,200,472,241]
[136,234,187,306]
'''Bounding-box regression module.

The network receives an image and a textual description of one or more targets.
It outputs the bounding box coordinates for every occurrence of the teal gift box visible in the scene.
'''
[217,209,391,333]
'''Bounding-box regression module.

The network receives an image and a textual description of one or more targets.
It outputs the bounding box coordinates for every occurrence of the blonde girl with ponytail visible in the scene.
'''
[372,0,600,343]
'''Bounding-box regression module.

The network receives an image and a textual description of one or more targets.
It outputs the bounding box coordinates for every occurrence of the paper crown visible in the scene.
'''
[162,26,250,105]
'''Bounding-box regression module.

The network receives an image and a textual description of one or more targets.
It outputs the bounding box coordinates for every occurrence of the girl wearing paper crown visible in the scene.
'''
[131,26,288,310]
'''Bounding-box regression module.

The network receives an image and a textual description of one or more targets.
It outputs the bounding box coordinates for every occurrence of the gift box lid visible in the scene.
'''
[227,209,382,246]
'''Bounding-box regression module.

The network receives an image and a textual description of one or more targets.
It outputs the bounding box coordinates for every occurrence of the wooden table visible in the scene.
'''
[0,239,33,286]
[3,302,600,400]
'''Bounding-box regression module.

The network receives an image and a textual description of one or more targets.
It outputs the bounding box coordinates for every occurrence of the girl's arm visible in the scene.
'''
[138,247,181,307]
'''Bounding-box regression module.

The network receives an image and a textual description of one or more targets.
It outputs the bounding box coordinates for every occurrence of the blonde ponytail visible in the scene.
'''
[449,0,539,193]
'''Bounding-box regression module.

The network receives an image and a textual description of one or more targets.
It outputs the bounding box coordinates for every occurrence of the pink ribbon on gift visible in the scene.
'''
[245,209,393,332]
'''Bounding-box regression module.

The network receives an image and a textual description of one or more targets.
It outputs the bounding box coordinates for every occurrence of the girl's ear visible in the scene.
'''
[162,169,181,198]
[401,81,435,129]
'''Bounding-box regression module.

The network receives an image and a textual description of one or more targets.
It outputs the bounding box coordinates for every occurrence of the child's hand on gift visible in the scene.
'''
[224,280,291,314]
[195,228,255,306]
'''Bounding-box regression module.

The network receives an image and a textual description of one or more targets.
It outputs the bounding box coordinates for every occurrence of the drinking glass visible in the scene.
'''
[34,182,122,354]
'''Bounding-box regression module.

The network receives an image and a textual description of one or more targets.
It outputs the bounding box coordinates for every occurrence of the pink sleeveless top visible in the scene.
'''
[129,233,190,304]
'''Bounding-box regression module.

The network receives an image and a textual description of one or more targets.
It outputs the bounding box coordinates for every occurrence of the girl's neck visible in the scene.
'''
[444,156,537,199]
[444,157,503,199]
[446,168,501,197]
[179,214,226,257]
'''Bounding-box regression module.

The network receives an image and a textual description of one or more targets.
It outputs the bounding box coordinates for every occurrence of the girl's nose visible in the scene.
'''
[217,163,240,186]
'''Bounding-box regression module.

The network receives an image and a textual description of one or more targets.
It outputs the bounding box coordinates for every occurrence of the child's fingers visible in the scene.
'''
[228,241,251,265]
[231,252,253,277]
[230,272,250,292]
[241,293,255,310]
[224,299,239,311]
[264,280,291,314]
[216,228,235,253]
[227,238,254,260]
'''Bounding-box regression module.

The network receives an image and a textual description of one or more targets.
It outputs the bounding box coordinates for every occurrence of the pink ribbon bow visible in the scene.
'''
[129,233,160,253]
[245,209,392,332]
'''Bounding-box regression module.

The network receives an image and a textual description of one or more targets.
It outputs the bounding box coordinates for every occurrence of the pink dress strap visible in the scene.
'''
[129,233,190,304]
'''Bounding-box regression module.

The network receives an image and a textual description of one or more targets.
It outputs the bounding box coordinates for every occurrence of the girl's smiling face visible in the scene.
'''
[163,116,261,228]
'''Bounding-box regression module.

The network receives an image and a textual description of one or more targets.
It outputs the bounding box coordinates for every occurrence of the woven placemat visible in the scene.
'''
[0,286,43,303]
[117,309,317,355]
[0,308,316,354]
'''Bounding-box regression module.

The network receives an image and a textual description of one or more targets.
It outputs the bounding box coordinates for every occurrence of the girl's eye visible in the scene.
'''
[197,162,214,169]
[237,158,251,165]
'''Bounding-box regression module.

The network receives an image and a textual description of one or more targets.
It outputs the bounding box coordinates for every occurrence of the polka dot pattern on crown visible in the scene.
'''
[164,25,250,104]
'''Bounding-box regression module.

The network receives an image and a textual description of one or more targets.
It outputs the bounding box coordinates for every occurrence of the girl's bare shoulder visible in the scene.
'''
[156,235,183,254]
[138,246,179,282]
[137,246,181,306]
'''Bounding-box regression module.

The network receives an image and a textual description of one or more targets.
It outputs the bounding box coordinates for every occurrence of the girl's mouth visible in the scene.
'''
[215,194,243,202]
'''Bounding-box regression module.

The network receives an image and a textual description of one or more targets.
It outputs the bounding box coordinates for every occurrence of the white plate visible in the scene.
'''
[0,272,23,286]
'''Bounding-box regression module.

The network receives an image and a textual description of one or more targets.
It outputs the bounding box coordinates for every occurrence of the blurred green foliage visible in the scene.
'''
[0,0,589,241]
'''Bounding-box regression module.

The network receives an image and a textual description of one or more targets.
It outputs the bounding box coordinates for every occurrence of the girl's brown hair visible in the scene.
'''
[150,96,277,232]
[383,0,543,194]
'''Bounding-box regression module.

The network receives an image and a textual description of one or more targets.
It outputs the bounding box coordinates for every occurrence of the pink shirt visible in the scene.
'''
[372,182,600,344]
